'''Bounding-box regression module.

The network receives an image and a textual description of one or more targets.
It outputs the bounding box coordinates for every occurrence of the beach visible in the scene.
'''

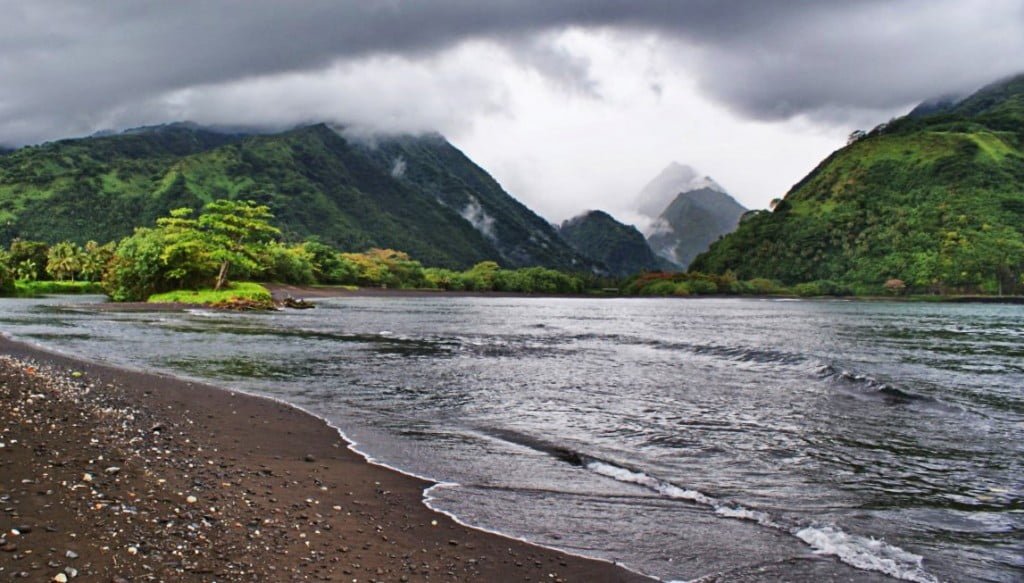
[0,335,648,582]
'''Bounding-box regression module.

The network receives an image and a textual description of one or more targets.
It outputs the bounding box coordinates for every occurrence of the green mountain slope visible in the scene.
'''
[0,123,593,271]
[691,74,1024,294]
[558,210,667,276]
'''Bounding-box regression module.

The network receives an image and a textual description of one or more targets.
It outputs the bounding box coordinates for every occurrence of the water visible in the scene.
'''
[1,295,1021,582]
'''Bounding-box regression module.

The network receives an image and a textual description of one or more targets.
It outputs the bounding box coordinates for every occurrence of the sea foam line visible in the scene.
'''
[585,461,939,583]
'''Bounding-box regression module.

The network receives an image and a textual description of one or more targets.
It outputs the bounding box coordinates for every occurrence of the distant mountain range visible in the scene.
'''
[692,73,1024,294]
[0,123,596,272]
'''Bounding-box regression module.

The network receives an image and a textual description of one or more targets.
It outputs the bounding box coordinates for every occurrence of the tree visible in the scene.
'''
[80,241,116,282]
[15,260,38,282]
[199,200,280,290]
[8,239,49,281]
[0,251,14,295]
[156,200,280,290]
[46,242,84,281]
[884,278,907,295]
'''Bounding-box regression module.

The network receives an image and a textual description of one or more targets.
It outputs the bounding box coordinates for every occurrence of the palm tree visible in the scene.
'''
[46,242,84,281]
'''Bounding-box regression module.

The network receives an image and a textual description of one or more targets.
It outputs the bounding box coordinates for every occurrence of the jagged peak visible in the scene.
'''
[635,162,726,219]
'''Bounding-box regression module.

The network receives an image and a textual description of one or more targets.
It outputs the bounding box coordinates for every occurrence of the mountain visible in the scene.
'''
[558,210,668,276]
[634,162,726,219]
[646,187,748,269]
[632,162,747,269]
[691,73,1024,294]
[0,122,595,271]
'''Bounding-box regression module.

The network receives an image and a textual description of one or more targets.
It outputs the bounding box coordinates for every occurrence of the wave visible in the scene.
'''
[584,459,938,583]
[480,426,939,581]
[818,364,936,404]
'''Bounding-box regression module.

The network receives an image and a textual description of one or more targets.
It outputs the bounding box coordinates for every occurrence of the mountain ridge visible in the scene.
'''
[691,72,1024,294]
[558,210,668,276]
[647,187,748,269]
[0,122,596,272]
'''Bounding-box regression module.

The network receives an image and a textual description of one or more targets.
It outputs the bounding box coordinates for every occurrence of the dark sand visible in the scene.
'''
[0,336,649,582]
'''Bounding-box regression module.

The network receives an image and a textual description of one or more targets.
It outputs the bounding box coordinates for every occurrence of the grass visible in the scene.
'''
[146,282,272,305]
[14,280,104,297]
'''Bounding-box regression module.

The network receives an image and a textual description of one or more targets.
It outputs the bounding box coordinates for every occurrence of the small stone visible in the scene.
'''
[186,495,197,504]
[104,467,120,475]
[127,546,137,555]
[81,473,92,483]
[65,550,78,559]
[53,574,68,583]
[64,567,78,578]
[304,454,315,463]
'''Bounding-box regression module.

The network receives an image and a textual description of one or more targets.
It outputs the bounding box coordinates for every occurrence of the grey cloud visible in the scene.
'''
[0,0,1022,143]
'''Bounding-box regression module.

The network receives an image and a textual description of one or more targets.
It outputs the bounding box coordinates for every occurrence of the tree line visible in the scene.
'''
[0,200,588,300]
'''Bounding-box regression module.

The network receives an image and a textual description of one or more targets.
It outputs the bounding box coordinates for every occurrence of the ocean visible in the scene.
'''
[1,295,1021,582]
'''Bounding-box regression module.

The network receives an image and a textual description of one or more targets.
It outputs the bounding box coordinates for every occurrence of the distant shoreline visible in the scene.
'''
[265,284,1024,305]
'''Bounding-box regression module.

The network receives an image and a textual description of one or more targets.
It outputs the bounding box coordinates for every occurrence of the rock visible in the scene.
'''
[186,495,197,504]
[64,567,78,578]
[65,550,79,559]
[104,467,121,475]
[304,454,315,463]
[282,297,315,309]
[53,574,68,583]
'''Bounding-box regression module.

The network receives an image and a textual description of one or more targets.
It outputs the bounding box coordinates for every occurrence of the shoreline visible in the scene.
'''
[266,284,1024,304]
[0,334,650,582]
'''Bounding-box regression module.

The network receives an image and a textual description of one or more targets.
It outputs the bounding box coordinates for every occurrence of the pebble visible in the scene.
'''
[53,574,68,583]
[186,495,198,504]
[65,550,79,559]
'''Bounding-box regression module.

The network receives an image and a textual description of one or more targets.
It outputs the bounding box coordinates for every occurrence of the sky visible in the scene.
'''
[2,1,1023,222]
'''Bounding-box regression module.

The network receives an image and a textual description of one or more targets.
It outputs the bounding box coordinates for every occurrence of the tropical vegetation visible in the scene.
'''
[691,73,1024,295]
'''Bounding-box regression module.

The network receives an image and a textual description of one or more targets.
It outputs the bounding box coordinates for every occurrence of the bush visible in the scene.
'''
[643,280,678,296]
[0,257,15,296]
[686,279,718,295]
[15,281,104,297]
[147,282,272,306]
[260,243,315,285]
[793,282,824,297]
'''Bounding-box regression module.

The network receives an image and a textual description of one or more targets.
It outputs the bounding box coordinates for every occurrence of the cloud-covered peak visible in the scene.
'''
[635,162,726,219]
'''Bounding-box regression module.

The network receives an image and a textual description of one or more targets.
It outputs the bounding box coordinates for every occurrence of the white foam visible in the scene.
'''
[796,525,939,583]
[587,461,714,505]
[587,460,939,582]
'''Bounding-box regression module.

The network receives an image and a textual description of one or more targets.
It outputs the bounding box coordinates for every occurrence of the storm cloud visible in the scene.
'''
[1,1,1022,217]
[2,0,1023,143]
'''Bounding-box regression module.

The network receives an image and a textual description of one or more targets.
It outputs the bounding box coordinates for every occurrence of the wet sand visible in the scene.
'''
[0,336,649,582]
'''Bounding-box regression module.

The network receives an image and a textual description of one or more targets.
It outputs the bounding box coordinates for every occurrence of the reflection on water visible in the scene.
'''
[1,295,1021,582]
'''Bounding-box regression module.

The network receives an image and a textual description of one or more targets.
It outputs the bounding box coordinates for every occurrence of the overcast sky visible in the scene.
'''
[2,1,1023,221]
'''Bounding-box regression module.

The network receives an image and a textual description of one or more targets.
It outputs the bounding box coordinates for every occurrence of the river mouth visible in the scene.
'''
[2,295,1021,582]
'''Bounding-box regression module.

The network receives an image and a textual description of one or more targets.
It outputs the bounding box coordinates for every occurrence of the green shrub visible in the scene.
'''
[260,243,315,285]
[686,279,718,294]
[643,280,678,296]
[147,282,272,305]
[15,281,104,297]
